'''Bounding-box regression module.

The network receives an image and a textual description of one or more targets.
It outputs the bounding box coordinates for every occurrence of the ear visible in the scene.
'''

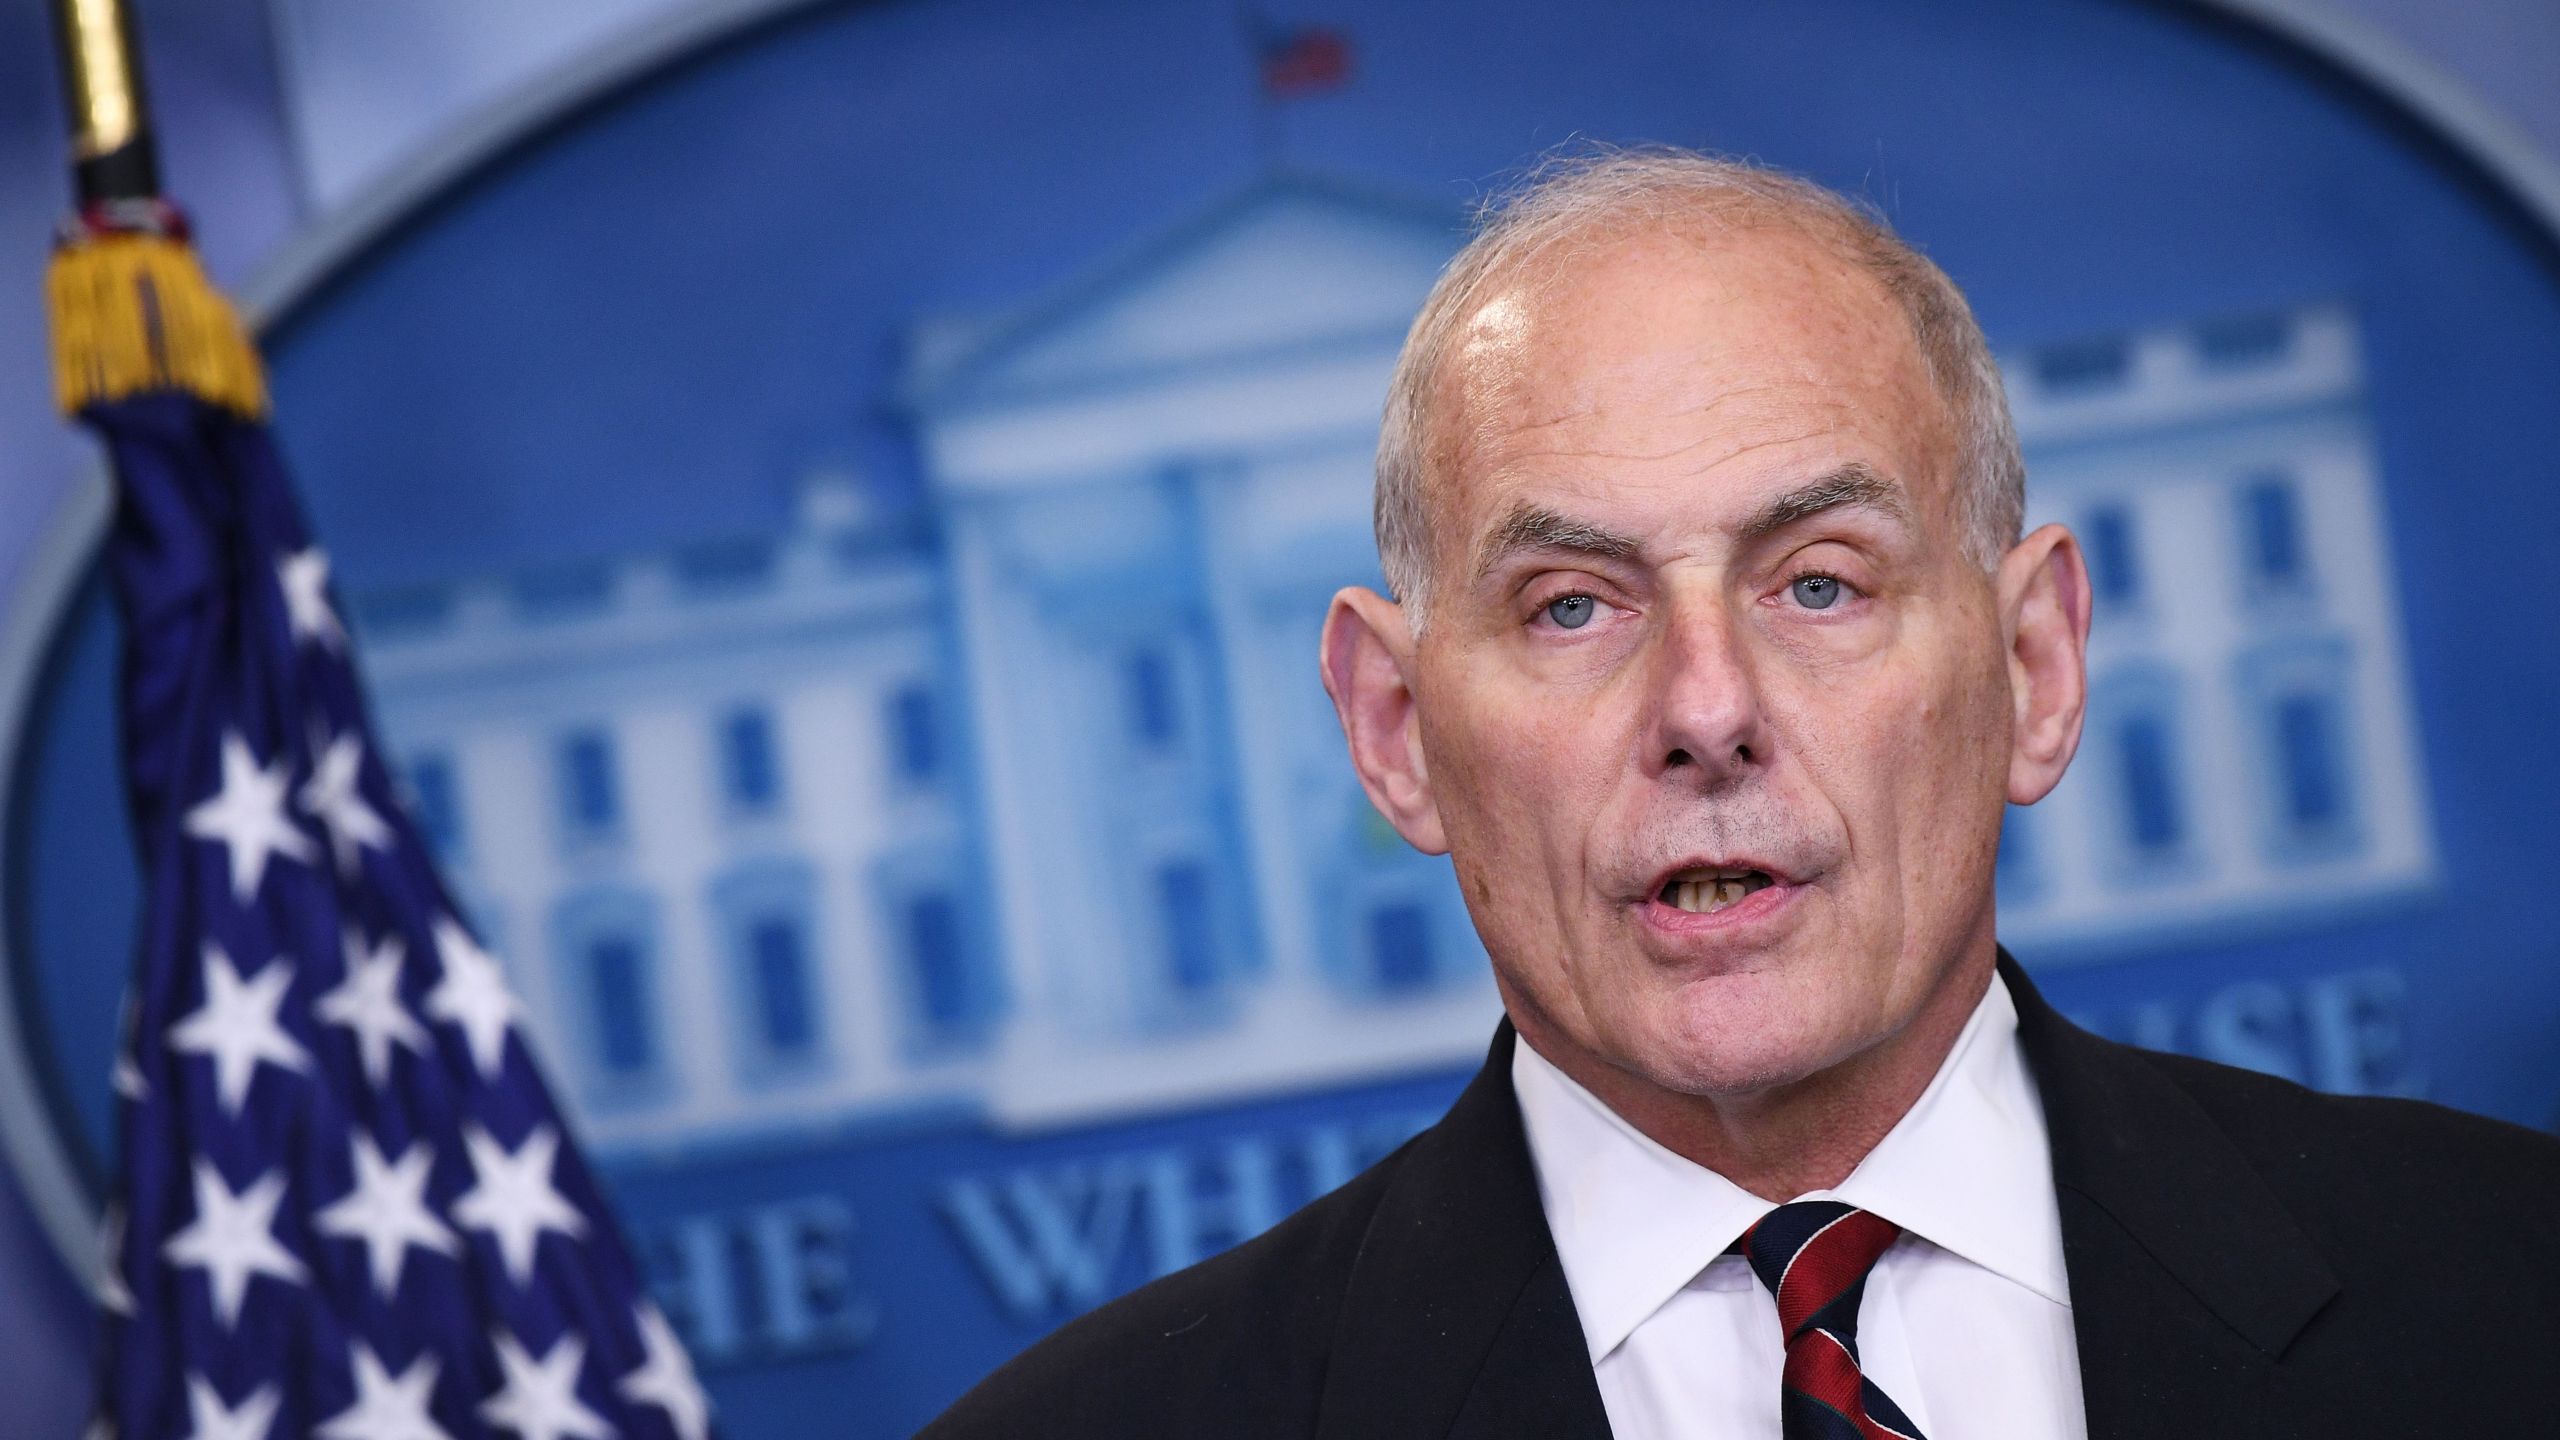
[1997,522,2093,806]
[1319,585,1449,854]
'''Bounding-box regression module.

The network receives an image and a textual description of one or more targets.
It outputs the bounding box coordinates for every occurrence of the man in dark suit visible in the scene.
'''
[921,149,2560,1437]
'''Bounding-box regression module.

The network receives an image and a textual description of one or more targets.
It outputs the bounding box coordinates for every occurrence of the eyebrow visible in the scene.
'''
[1733,463,1911,546]
[1469,504,1643,584]
[1467,463,1912,586]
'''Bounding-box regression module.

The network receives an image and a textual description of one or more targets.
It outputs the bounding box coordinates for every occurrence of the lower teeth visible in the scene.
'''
[1666,877,1766,913]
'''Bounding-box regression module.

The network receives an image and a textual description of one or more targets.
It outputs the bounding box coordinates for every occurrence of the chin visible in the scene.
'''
[1621,980,1864,1098]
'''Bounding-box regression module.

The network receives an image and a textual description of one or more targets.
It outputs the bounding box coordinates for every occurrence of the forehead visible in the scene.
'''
[1431,224,1955,533]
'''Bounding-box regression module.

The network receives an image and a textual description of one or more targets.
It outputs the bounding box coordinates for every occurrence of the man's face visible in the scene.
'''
[1409,226,2018,1098]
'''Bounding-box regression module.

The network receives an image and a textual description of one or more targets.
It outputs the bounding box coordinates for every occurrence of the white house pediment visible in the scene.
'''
[908,176,1459,409]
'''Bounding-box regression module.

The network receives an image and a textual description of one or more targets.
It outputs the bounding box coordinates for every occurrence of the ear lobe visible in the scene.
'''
[2000,524,2093,807]
[1319,587,1450,855]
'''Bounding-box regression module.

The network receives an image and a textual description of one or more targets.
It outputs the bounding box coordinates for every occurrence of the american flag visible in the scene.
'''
[61,204,713,1440]
[1254,21,1353,99]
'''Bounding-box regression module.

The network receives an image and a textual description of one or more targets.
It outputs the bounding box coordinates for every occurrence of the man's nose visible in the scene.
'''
[1644,595,1771,783]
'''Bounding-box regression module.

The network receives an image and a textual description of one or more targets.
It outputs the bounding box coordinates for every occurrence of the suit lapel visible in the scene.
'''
[1314,1021,1614,1440]
[1312,957,2343,1439]
[2003,952,2340,1438]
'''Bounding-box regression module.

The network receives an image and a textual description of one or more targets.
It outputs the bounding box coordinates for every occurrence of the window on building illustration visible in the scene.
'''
[2235,639,2362,862]
[720,706,782,813]
[2196,311,2293,371]
[1124,648,1181,749]
[904,892,973,1034]
[2083,504,2141,610]
[1368,902,1433,994]
[887,683,940,784]
[404,752,462,859]
[557,728,622,837]
[2116,711,2186,856]
[711,862,829,1074]
[747,915,816,1056]
[2239,474,2310,587]
[2274,691,2346,832]
[1157,860,1219,993]
[2034,336,2129,394]
[587,934,656,1075]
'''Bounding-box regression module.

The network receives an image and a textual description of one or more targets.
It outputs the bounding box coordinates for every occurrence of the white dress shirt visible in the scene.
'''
[1512,972,2088,1440]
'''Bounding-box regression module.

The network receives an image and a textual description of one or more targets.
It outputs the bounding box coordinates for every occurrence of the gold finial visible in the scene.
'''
[50,0,158,202]
[60,0,138,158]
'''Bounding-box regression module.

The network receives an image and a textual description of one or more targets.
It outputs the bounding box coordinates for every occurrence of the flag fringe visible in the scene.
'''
[47,232,268,417]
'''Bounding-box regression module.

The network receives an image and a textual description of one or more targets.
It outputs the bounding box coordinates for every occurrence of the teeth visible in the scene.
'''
[1664,871,1774,914]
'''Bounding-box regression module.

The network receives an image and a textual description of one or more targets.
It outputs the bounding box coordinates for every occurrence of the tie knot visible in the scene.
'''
[1736,1199,1903,1343]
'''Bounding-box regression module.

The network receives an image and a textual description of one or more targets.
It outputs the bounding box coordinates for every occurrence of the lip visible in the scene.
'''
[1637,877,1805,938]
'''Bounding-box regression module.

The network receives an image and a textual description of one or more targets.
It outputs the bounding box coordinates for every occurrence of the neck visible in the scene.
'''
[1509,945,1997,1202]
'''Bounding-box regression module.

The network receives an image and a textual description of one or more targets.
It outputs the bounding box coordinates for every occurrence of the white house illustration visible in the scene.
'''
[353,174,2436,1157]
[1996,304,2436,953]
[899,175,1498,1127]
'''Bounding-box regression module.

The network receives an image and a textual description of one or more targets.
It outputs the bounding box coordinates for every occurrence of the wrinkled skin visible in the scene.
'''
[1322,224,2093,1197]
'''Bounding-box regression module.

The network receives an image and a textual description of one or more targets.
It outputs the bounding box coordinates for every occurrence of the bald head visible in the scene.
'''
[1375,148,2023,623]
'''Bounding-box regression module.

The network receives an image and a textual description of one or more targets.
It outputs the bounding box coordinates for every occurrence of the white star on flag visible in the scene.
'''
[162,1159,306,1328]
[451,1124,586,1287]
[316,1343,454,1440]
[426,915,520,1079]
[182,1375,283,1440]
[298,727,394,875]
[315,1134,459,1299]
[184,731,317,903]
[278,545,346,651]
[618,1304,712,1440]
[97,1205,134,1316]
[112,992,147,1101]
[479,1332,614,1440]
[316,928,431,1088]
[112,1047,147,1102]
[167,943,309,1115]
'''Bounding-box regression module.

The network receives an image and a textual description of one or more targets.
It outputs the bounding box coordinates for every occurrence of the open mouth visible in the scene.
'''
[1656,867,1777,915]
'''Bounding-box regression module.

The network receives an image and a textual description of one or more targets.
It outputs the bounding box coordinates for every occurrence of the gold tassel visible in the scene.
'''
[46,232,268,418]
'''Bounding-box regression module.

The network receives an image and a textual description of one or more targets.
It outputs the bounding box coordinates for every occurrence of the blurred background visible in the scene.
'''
[4,0,2558,1434]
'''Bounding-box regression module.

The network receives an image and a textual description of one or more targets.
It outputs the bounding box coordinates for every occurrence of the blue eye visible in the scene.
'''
[1790,575,1843,610]
[1545,595,1597,629]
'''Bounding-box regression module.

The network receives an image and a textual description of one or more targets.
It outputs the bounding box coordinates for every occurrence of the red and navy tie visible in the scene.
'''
[1736,1200,1929,1440]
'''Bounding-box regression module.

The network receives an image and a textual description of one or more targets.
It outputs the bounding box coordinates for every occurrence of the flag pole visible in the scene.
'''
[47,0,161,205]
[43,12,718,1437]
[43,0,265,418]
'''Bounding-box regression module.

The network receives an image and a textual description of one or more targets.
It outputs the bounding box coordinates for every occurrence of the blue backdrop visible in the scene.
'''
[8,1,2560,1434]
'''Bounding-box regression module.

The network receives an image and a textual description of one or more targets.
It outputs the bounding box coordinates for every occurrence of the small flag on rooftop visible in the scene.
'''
[42,2,713,1437]
[1256,21,1353,99]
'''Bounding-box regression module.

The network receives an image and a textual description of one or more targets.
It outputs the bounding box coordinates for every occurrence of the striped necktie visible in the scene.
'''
[1736,1199,1929,1440]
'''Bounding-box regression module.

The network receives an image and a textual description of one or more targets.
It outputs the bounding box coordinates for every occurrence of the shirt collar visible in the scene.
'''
[1511,969,2069,1363]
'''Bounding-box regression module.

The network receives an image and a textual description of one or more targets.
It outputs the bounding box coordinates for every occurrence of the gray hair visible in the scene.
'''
[1374,147,2025,621]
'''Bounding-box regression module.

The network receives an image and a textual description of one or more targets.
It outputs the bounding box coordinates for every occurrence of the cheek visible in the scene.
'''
[1881,640,2013,885]
[1421,666,1623,937]
[1773,628,2003,873]
[1428,660,1614,829]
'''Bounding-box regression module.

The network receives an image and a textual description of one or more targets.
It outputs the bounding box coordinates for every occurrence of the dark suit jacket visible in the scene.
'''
[920,953,2560,1437]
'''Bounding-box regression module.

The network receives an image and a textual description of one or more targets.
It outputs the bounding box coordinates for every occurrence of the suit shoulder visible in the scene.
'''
[2127,1044,2560,1238]
[2136,1044,2560,1174]
[916,1134,1414,1440]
